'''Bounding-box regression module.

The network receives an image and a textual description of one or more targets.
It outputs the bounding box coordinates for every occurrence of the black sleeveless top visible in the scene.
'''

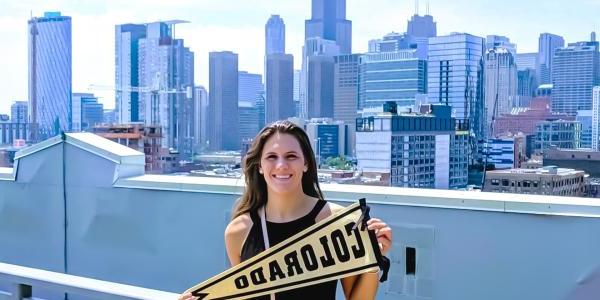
[240,200,337,300]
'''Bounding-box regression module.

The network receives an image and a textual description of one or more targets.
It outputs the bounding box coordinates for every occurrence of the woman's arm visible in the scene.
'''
[316,203,393,299]
[340,215,393,300]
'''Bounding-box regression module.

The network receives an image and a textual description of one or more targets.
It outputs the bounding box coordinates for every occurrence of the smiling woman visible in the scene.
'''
[179,120,392,300]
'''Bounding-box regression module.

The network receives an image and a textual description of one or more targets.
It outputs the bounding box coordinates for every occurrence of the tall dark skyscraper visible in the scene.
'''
[407,14,436,38]
[265,15,294,124]
[209,51,239,151]
[305,0,352,54]
[265,15,285,55]
[266,53,294,124]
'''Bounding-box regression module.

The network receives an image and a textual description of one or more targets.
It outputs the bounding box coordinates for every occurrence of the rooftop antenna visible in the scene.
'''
[415,0,419,15]
[426,0,430,15]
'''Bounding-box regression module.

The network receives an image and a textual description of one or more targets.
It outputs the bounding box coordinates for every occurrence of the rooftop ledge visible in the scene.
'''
[115,175,600,218]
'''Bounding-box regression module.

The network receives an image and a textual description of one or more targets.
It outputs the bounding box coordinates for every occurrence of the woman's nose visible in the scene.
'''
[275,158,288,169]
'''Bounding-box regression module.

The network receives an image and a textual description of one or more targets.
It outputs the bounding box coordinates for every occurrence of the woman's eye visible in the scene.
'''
[266,155,277,160]
[287,155,298,160]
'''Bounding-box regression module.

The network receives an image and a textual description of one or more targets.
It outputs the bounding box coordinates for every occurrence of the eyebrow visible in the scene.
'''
[263,151,300,155]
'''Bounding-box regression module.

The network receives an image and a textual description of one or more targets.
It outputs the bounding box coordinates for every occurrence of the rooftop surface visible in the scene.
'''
[1,134,600,299]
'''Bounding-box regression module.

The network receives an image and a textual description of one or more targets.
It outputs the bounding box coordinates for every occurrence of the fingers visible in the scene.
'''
[367,219,388,231]
[366,217,393,255]
[179,293,198,300]
[377,227,392,242]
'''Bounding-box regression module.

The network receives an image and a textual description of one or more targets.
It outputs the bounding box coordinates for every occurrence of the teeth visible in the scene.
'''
[274,175,291,179]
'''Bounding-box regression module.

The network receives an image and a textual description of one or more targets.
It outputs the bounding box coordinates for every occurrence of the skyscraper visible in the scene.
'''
[406,13,437,59]
[515,53,537,71]
[10,101,28,124]
[407,14,436,38]
[239,101,259,143]
[265,15,285,55]
[238,71,263,105]
[28,12,72,140]
[369,32,416,53]
[264,15,293,125]
[538,33,565,84]
[209,51,239,151]
[305,0,352,54]
[428,33,485,160]
[334,54,360,125]
[72,93,103,132]
[265,53,294,124]
[136,21,195,157]
[592,86,600,151]
[358,50,427,110]
[193,86,208,152]
[293,70,301,116]
[552,40,600,115]
[517,69,537,107]
[486,35,517,55]
[428,33,485,129]
[115,23,146,123]
[300,38,339,119]
[484,47,518,139]
[333,53,360,157]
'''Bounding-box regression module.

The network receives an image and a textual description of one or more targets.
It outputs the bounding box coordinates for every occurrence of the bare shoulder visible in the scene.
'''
[225,213,253,242]
[224,213,254,266]
[315,201,346,222]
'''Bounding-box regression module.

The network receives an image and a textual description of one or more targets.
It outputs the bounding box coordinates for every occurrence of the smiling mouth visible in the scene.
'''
[273,174,292,179]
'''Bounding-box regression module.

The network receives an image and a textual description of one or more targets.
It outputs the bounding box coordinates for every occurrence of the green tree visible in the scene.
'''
[323,155,353,170]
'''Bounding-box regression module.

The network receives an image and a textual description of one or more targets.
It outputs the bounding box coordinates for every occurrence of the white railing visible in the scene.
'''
[0,262,179,300]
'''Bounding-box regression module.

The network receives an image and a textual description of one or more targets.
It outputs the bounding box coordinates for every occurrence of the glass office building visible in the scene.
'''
[552,41,600,115]
[427,33,484,133]
[358,50,427,110]
[28,12,72,140]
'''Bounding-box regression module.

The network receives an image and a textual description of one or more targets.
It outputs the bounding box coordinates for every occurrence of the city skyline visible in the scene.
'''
[1,0,600,115]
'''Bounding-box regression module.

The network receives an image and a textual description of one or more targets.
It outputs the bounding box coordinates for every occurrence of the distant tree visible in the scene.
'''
[324,155,353,170]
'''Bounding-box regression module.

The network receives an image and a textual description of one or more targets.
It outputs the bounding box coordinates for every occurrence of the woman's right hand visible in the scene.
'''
[178,292,197,300]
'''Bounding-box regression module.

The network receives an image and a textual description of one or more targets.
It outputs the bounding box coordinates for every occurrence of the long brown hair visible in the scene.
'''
[232,120,324,219]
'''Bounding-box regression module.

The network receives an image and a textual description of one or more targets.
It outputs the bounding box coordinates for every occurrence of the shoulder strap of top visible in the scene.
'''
[249,209,260,225]
[307,199,327,220]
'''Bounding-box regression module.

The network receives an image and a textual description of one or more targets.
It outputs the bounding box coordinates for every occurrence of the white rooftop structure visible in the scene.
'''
[1,133,600,299]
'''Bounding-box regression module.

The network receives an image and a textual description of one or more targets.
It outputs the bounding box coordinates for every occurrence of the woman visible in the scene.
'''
[182,120,392,300]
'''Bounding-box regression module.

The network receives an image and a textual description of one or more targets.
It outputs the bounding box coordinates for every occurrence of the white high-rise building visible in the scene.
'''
[484,47,518,139]
[136,21,195,156]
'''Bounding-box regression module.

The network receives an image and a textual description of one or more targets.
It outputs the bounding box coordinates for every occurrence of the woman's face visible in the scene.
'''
[259,133,308,197]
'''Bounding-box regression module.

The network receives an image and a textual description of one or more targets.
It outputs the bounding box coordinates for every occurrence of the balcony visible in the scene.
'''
[1,133,600,299]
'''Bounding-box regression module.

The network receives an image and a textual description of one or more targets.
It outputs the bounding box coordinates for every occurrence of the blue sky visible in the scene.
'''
[0,0,599,115]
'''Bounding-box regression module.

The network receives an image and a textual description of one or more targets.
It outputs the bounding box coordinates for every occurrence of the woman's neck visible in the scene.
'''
[265,192,317,223]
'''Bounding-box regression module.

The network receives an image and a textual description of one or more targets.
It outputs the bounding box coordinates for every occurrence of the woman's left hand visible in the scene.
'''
[367,218,392,256]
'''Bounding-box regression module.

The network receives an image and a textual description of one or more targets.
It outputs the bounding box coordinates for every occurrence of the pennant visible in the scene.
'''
[185,199,389,300]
